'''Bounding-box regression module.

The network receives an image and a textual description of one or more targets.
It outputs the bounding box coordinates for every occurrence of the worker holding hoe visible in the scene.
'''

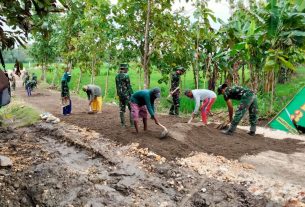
[115,63,134,127]
[130,87,161,133]
[184,89,217,125]
[169,66,185,116]
[217,83,258,136]
[82,84,102,114]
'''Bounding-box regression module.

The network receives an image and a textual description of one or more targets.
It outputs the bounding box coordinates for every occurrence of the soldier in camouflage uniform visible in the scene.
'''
[217,83,258,136]
[115,63,134,127]
[169,66,185,116]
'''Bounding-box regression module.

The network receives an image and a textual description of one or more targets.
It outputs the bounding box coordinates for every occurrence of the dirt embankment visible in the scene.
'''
[0,123,272,207]
[5,82,305,206]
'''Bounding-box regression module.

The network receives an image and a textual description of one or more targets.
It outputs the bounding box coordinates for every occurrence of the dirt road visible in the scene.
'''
[0,83,304,206]
[15,86,304,161]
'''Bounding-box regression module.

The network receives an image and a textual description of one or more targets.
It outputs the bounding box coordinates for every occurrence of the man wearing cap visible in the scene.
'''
[82,84,102,113]
[130,88,161,133]
[217,83,258,136]
[169,66,185,116]
[115,63,134,127]
[184,89,217,125]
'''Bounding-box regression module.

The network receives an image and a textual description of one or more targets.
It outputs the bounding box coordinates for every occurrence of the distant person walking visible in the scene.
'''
[130,88,161,133]
[25,79,32,96]
[61,71,72,115]
[184,89,217,125]
[115,63,134,127]
[32,73,38,89]
[9,73,16,91]
[83,84,102,113]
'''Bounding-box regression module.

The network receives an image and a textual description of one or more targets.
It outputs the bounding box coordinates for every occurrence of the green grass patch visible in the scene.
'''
[0,100,40,128]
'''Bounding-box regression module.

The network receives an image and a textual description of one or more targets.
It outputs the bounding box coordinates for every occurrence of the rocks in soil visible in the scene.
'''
[0,155,13,167]
[40,112,60,124]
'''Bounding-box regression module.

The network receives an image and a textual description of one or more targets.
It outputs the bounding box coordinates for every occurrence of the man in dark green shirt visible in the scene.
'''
[115,63,133,127]
[217,83,258,136]
[130,88,161,133]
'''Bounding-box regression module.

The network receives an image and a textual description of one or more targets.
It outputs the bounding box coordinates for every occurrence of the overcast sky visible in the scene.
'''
[172,0,231,29]
[111,0,231,29]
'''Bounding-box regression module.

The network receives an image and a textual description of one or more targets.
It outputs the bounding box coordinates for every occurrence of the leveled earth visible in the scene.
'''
[0,80,305,206]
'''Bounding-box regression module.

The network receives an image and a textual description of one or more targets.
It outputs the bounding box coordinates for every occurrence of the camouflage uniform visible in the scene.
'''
[115,71,133,126]
[169,72,181,115]
[32,74,38,88]
[223,86,258,132]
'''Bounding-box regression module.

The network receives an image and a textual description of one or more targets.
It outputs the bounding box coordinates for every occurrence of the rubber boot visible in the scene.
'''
[248,125,256,136]
[174,106,179,116]
[120,112,126,127]
[129,111,134,128]
[222,124,237,136]
[169,105,175,115]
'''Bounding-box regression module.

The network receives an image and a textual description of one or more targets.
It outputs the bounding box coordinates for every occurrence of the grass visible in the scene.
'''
[0,99,40,128]
[23,63,305,118]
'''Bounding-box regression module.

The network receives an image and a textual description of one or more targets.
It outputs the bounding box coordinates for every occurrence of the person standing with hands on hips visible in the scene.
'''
[169,66,185,116]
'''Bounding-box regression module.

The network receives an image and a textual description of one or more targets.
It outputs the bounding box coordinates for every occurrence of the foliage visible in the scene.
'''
[0,0,68,69]
[0,100,39,127]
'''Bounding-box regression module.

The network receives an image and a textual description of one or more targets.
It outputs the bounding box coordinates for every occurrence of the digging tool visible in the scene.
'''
[158,123,169,139]
[216,121,230,130]
[166,87,180,103]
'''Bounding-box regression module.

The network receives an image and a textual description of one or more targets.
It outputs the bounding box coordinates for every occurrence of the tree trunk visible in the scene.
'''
[192,62,198,89]
[232,61,240,85]
[91,56,95,84]
[208,63,218,91]
[51,66,58,86]
[242,64,245,85]
[143,0,152,89]
[249,64,255,91]
[138,66,142,90]
[278,67,287,84]
[104,66,110,98]
[204,55,210,88]
[41,56,47,81]
[269,69,275,113]
[76,70,82,94]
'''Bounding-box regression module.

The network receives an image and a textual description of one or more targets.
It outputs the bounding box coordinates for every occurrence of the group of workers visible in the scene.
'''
[60,70,103,116]
[115,64,258,136]
[23,72,38,96]
[59,63,258,136]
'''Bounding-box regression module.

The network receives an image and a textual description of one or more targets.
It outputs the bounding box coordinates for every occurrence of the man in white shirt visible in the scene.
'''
[185,89,217,125]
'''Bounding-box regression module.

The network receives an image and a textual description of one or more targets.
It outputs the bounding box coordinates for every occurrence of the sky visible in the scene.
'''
[172,0,231,29]
[111,0,232,29]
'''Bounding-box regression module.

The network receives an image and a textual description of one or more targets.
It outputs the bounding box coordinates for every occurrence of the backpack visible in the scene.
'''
[0,70,11,107]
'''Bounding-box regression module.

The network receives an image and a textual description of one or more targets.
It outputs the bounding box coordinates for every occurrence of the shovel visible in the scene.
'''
[158,123,169,139]
[216,122,230,130]
[166,87,180,103]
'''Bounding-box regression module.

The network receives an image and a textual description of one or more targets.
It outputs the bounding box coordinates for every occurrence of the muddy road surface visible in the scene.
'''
[0,84,304,206]
[0,123,271,206]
